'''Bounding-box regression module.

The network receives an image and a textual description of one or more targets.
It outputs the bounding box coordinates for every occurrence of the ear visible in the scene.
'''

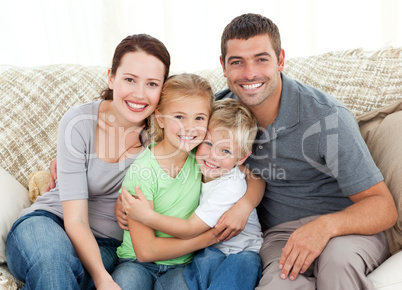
[220,56,227,78]
[278,49,285,72]
[107,68,115,90]
[235,151,252,166]
[155,110,164,128]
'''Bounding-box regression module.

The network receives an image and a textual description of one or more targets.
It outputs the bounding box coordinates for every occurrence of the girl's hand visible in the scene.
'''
[115,195,129,230]
[121,186,153,222]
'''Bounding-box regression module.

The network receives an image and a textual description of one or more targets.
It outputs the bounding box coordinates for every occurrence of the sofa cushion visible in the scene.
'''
[368,250,402,289]
[357,100,402,255]
[0,166,31,263]
[0,64,107,189]
[283,47,402,117]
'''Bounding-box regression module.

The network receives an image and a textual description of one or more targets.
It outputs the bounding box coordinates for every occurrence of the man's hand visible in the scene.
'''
[279,216,331,281]
[44,158,57,192]
[213,200,251,241]
[115,195,129,230]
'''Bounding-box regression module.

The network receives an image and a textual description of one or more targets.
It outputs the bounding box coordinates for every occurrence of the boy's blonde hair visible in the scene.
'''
[209,98,257,156]
[148,73,214,143]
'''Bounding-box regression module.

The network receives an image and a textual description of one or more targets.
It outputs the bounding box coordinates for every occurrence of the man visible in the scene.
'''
[214,13,397,289]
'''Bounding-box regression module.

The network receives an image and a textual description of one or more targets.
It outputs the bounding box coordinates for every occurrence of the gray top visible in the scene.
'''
[20,101,140,241]
[216,73,383,229]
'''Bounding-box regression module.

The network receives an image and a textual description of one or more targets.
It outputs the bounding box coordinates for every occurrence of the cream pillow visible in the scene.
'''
[0,166,31,263]
[357,100,402,255]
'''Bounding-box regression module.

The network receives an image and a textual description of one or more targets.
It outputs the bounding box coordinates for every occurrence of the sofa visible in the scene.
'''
[1,47,401,289]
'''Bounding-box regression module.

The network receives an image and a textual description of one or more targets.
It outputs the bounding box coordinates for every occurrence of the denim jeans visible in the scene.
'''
[183,246,262,290]
[6,210,120,290]
[112,258,189,290]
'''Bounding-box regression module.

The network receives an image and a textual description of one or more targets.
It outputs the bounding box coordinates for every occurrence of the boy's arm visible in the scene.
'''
[121,186,211,239]
[213,165,265,241]
[129,210,218,263]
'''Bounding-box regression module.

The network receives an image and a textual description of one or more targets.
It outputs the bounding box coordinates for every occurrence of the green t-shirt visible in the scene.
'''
[116,144,201,265]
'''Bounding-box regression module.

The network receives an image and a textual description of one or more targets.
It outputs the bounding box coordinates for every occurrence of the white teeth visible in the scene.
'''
[179,135,195,140]
[126,101,146,109]
[205,161,218,168]
[242,83,263,90]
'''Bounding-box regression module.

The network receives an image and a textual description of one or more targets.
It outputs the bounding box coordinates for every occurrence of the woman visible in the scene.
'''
[6,34,170,290]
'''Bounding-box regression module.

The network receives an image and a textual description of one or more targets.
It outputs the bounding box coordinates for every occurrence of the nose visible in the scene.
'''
[242,62,257,80]
[132,83,145,99]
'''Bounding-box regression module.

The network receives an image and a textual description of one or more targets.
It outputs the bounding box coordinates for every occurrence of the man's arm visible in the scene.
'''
[121,186,210,239]
[213,165,265,241]
[279,181,397,281]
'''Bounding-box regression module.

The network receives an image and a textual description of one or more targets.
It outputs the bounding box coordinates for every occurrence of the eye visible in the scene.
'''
[196,116,205,121]
[125,78,134,83]
[203,141,212,147]
[222,149,231,155]
[174,115,183,120]
[257,58,268,63]
[230,60,241,66]
[148,82,159,87]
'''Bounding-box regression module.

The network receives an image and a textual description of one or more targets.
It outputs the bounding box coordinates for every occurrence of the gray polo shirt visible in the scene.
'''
[216,73,383,229]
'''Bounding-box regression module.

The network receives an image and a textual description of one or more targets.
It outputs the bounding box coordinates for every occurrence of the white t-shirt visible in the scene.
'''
[195,166,263,255]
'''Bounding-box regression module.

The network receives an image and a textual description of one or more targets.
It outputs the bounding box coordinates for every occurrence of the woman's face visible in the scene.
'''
[108,51,165,126]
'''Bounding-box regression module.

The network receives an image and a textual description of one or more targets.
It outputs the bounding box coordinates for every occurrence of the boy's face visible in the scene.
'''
[196,127,244,182]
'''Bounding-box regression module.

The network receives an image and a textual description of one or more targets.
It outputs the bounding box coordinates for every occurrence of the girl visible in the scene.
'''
[6,34,170,290]
[112,73,217,289]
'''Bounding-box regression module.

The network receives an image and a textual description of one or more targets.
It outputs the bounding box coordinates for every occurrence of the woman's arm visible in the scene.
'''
[213,165,265,241]
[62,200,120,290]
[122,186,210,239]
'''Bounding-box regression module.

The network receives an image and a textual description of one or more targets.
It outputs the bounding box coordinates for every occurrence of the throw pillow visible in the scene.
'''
[357,99,402,255]
[0,166,31,263]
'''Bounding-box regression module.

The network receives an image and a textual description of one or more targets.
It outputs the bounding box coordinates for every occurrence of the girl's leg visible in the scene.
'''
[155,264,189,290]
[112,259,154,290]
[6,211,84,290]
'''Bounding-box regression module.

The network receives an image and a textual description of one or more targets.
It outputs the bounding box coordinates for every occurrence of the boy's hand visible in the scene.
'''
[213,201,249,241]
[44,158,57,192]
[121,186,152,222]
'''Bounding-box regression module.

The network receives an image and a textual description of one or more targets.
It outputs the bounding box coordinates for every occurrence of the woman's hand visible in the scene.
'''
[115,195,129,230]
[44,158,57,192]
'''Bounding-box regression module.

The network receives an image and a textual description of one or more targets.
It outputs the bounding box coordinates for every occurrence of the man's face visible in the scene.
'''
[220,34,285,107]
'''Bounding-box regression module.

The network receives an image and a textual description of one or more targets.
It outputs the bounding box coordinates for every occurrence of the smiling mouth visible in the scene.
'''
[241,83,263,90]
[126,101,147,110]
[204,160,218,169]
[179,135,196,141]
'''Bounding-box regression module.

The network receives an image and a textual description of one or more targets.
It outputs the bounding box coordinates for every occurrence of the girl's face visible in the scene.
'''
[108,51,165,126]
[156,95,210,153]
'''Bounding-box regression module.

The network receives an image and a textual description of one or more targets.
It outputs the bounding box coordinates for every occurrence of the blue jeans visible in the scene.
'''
[184,246,262,290]
[112,258,189,290]
[6,210,120,290]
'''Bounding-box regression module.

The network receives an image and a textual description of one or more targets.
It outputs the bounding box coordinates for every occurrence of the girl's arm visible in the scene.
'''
[128,201,218,262]
[213,165,265,241]
[62,200,120,290]
[121,186,210,239]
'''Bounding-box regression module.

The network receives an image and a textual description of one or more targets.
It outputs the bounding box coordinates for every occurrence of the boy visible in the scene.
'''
[122,98,264,289]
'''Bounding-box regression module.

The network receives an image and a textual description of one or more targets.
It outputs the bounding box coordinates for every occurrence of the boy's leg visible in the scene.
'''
[183,247,226,290]
[111,259,154,290]
[316,232,389,290]
[6,211,84,290]
[208,250,262,290]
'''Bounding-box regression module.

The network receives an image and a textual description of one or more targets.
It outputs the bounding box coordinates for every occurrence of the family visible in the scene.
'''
[6,13,397,290]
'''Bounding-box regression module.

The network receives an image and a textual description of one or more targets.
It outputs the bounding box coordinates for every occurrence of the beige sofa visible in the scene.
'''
[1,48,402,289]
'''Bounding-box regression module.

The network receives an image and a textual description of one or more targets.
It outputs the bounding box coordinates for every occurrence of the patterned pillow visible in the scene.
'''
[283,47,402,117]
[0,64,107,188]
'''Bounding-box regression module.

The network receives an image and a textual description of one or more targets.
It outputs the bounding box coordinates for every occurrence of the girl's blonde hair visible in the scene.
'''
[148,73,214,143]
[209,98,258,156]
